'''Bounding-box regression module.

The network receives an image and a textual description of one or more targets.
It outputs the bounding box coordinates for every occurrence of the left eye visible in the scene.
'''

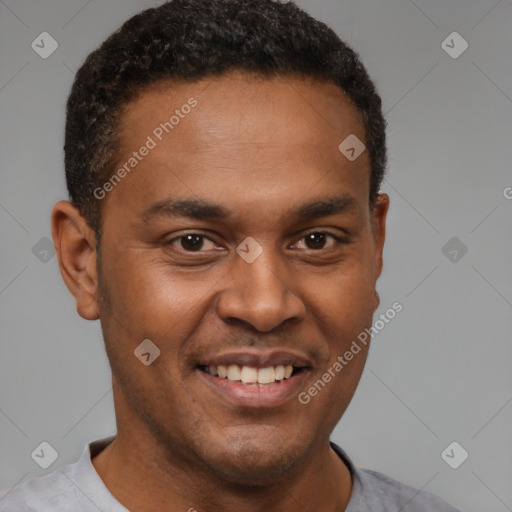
[293,232,346,250]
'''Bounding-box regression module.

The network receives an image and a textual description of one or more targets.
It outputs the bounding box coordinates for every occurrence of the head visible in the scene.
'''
[52,0,389,485]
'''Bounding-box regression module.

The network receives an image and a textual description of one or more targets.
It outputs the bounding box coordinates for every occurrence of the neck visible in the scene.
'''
[92,427,352,512]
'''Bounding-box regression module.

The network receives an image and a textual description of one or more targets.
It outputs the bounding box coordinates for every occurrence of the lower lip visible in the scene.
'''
[197,368,308,408]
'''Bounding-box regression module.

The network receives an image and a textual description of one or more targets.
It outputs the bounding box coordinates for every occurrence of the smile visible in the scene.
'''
[195,351,311,407]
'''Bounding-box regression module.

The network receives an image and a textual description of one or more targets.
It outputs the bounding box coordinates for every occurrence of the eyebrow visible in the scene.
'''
[139,195,359,224]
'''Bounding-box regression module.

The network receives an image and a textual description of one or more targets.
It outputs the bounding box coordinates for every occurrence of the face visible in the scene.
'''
[69,71,388,483]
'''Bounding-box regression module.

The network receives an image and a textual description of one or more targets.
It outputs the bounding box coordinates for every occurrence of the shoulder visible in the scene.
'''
[355,467,462,511]
[330,442,462,512]
[0,465,80,512]
[0,436,117,512]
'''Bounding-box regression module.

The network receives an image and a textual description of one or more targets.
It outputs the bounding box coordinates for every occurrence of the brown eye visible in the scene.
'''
[295,232,347,251]
[179,234,204,251]
[167,233,217,252]
[304,233,328,250]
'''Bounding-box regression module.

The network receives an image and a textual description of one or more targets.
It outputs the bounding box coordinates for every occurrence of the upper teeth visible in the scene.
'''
[206,364,294,385]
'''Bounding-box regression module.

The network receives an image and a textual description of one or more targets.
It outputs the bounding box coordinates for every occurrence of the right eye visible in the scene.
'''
[166,233,218,252]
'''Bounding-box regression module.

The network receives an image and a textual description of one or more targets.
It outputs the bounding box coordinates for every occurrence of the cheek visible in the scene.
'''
[99,251,219,352]
[304,260,376,362]
[301,274,373,417]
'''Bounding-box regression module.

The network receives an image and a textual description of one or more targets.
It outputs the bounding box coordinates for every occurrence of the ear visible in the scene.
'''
[51,201,100,321]
[370,193,390,282]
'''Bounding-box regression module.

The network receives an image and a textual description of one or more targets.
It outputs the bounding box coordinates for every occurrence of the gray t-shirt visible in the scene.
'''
[0,435,461,511]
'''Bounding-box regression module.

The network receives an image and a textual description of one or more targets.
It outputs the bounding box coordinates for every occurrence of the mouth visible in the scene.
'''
[195,351,311,408]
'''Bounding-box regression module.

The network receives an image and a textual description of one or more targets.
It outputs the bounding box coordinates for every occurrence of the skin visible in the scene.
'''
[52,70,389,512]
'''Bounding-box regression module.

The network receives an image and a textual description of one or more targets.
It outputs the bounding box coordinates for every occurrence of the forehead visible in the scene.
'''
[117,70,366,158]
[105,71,370,226]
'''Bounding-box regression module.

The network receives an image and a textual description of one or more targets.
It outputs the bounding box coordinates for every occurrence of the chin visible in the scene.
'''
[194,430,306,485]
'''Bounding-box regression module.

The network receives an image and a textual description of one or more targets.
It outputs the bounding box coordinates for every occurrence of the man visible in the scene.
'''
[0,0,461,510]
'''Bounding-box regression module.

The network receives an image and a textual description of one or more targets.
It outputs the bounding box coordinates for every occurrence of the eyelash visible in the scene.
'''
[166,230,349,253]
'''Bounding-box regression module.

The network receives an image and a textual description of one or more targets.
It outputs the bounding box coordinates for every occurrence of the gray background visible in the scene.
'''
[1,1,511,510]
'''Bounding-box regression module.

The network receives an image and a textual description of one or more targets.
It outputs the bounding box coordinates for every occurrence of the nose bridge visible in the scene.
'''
[216,242,306,331]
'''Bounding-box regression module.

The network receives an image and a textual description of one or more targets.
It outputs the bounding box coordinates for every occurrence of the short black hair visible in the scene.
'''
[64,0,387,237]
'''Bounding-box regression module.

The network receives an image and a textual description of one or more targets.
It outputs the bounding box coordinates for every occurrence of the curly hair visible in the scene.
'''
[64,0,387,238]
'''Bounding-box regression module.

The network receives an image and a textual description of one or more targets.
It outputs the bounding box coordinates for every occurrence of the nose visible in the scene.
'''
[216,248,306,332]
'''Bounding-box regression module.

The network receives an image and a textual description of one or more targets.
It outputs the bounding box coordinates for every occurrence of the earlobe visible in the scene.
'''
[51,201,100,321]
[373,290,380,311]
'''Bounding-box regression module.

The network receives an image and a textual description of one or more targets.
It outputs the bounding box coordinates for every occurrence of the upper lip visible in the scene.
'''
[198,350,312,369]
